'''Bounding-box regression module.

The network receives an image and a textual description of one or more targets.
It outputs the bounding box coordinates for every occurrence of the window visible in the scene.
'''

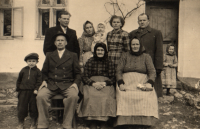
[36,0,68,39]
[0,0,24,40]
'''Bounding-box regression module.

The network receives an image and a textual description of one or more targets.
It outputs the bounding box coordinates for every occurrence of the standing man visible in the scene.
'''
[37,33,81,129]
[43,11,80,58]
[129,13,163,97]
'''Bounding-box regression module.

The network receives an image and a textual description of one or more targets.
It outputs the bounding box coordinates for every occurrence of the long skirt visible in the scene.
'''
[115,72,158,126]
[161,67,177,89]
[78,76,116,121]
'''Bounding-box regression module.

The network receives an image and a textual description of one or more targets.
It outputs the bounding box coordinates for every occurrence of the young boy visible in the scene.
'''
[16,53,42,129]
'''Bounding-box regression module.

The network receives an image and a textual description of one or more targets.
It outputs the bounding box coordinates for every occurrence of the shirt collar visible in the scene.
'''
[112,29,122,34]
[60,25,67,34]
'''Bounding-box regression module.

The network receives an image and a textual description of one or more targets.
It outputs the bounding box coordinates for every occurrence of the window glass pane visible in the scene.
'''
[42,11,49,35]
[4,0,10,5]
[57,0,61,4]
[42,0,50,4]
[4,9,11,36]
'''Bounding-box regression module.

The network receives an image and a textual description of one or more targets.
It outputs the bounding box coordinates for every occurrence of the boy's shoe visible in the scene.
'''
[30,118,37,129]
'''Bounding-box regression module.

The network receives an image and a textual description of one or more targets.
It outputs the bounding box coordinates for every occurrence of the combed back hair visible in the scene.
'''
[109,15,125,29]
[58,11,71,18]
[138,13,150,20]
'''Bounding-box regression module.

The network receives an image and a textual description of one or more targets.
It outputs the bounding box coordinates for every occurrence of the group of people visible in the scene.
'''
[16,11,178,129]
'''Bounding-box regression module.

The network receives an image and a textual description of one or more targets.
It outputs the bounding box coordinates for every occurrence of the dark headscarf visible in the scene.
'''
[129,37,146,56]
[83,20,95,37]
[93,43,108,61]
[166,43,176,56]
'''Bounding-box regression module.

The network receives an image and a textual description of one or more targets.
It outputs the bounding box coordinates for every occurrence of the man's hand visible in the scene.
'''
[70,83,79,92]
[33,90,38,94]
[38,81,47,91]
[163,63,168,67]
[119,84,126,91]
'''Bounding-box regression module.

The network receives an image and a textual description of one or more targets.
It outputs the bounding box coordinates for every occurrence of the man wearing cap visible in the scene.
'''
[43,11,80,59]
[129,13,163,97]
[37,33,81,129]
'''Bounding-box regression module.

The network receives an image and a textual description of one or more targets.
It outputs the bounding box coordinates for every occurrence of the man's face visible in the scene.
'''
[138,15,149,28]
[54,35,67,50]
[58,14,70,27]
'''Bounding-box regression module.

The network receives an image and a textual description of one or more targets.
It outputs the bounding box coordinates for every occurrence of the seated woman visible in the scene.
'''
[78,43,116,129]
[115,37,159,129]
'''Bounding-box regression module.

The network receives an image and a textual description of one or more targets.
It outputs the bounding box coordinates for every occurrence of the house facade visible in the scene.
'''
[0,0,200,82]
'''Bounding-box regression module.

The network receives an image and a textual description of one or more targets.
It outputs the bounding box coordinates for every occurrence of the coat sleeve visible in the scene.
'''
[145,54,156,82]
[41,53,50,81]
[43,28,53,55]
[34,70,43,90]
[173,55,178,67]
[154,30,163,70]
[122,32,130,51]
[73,53,82,87]
[116,52,127,81]
[78,38,84,63]
[82,60,95,86]
[16,69,24,91]
[73,31,80,59]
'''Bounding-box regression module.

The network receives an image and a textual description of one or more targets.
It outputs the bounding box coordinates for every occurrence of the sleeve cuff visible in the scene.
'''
[147,79,154,87]
[117,79,125,87]
[89,81,95,86]
[105,80,113,86]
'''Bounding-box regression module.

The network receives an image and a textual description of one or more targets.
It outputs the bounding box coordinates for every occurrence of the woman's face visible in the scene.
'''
[85,23,94,34]
[131,39,140,52]
[112,18,122,30]
[96,47,105,58]
[168,46,174,54]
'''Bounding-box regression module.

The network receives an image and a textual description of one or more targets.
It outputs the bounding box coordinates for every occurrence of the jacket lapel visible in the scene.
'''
[50,50,60,64]
[56,26,64,34]
[66,27,72,38]
[137,26,151,38]
[56,50,71,67]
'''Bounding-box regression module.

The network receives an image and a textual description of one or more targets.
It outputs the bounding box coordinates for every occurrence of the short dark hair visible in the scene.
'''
[58,11,71,18]
[109,15,125,29]
[138,13,150,20]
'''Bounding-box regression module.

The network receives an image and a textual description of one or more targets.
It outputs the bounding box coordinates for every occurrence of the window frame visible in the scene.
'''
[35,0,68,40]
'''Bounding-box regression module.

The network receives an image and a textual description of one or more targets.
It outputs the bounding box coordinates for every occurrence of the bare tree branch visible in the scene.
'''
[116,0,125,19]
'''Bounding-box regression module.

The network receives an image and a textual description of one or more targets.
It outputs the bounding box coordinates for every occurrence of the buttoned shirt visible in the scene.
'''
[57,49,65,58]
[60,25,67,34]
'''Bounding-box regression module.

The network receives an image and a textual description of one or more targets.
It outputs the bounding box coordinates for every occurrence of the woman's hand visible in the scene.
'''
[92,82,105,90]
[168,64,174,68]
[119,84,126,91]
[163,63,168,67]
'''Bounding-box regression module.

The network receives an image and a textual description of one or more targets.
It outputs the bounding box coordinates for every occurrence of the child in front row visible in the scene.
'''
[161,44,178,95]
[16,53,42,129]
[91,22,107,52]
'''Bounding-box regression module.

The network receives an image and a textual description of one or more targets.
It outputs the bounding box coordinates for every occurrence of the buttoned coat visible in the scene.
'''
[43,26,80,58]
[129,26,163,70]
[41,50,81,91]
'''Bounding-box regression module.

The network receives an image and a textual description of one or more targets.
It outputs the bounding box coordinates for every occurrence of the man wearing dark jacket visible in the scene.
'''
[129,13,163,97]
[43,11,80,58]
[37,33,81,129]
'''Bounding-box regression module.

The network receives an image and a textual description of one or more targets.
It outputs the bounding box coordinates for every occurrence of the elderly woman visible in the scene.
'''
[115,37,159,129]
[107,15,130,69]
[78,43,116,129]
[78,21,95,70]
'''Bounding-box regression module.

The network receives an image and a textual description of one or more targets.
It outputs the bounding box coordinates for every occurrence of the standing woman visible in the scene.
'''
[78,21,95,71]
[107,15,130,69]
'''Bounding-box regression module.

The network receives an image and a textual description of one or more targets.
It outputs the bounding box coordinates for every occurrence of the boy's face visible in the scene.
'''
[168,46,175,55]
[26,59,38,68]
[97,24,105,32]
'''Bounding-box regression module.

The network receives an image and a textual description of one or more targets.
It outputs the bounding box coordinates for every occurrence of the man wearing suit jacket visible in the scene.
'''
[129,13,163,97]
[37,33,81,129]
[43,11,80,58]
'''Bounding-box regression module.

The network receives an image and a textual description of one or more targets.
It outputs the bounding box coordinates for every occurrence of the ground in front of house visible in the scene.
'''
[0,98,200,129]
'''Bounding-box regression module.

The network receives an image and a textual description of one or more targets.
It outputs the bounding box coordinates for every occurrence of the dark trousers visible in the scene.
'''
[154,74,163,98]
[17,90,38,122]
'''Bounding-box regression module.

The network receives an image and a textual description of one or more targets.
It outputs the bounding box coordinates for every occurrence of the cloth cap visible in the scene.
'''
[24,53,39,61]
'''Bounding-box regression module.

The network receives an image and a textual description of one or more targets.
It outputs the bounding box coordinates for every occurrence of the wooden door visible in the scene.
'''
[146,1,179,55]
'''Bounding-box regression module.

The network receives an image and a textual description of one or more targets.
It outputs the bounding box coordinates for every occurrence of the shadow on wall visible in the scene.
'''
[0,73,18,89]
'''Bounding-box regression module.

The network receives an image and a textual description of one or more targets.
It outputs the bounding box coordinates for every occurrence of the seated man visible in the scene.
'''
[37,33,81,129]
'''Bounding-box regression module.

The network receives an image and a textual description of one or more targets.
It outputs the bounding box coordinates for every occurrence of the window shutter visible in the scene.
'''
[12,7,23,37]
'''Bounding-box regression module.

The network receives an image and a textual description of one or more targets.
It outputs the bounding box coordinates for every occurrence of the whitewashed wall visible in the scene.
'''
[178,0,200,78]
[0,0,144,72]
